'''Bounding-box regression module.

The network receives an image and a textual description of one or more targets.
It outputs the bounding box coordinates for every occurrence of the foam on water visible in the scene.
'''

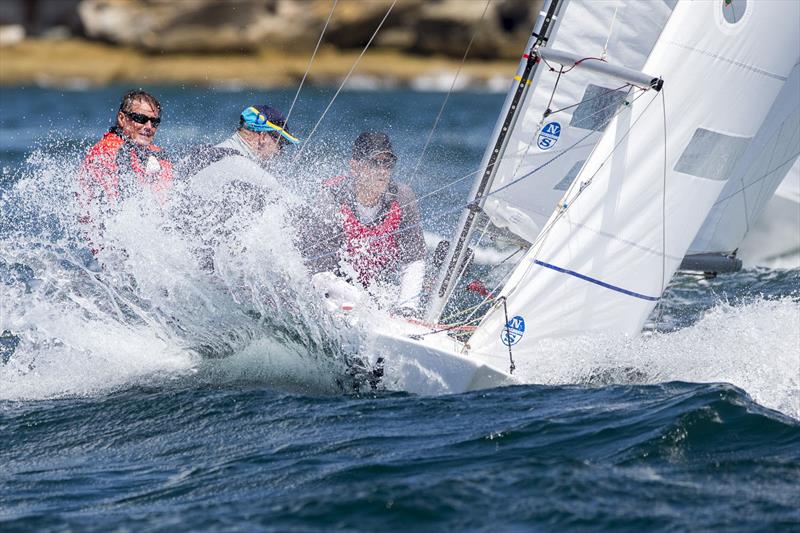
[514,297,800,419]
[2,150,798,419]
[1,150,368,400]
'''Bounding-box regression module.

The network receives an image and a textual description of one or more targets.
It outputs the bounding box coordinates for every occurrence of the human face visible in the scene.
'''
[253,132,281,161]
[117,99,160,146]
[351,156,394,207]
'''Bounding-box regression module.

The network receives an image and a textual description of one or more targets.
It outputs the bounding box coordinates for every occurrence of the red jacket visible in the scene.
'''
[316,174,425,287]
[340,199,403,285]
[78,128,173,252]
[79,128,173,206]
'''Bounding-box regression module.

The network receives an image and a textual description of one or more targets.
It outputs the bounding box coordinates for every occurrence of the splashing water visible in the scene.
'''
[1,147,798,423]
[517,296,800,419]
[0,148,372,400]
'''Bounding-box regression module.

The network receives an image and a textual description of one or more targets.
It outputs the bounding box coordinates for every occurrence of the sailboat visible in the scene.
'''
[736,165,800,268]
[349,0,800,394]
[684,59,800,272]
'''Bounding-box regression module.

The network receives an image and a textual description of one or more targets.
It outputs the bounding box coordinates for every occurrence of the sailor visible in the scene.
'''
[79,89,173,208]
[78,90,173,252]
[172,104,300,271]
[307,132,426,316]
[178,104,299,184]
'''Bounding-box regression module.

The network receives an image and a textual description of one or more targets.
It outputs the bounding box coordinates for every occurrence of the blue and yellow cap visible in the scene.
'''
[239,105,300,145]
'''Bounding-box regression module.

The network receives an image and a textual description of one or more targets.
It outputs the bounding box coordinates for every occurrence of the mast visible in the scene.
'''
[426,0,566,323]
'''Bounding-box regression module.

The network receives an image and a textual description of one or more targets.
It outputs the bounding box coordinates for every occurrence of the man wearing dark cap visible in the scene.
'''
[172,104,300,271]
[307,131,426,316]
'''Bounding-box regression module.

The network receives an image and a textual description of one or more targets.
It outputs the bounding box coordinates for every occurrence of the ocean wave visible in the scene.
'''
[513,296,800,420]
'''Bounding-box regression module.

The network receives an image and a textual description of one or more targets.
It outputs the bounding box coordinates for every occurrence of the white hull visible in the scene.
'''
[362,318,515,395]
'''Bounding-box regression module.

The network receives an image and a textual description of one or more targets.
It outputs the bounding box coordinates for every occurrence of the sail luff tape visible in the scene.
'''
[538,47,663,91]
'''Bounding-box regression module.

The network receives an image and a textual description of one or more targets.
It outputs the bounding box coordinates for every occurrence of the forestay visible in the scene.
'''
[481,0,674,244]
[467,0,800,369]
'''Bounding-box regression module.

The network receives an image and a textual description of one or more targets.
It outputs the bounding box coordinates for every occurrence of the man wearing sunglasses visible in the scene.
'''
[78,90,173,252]
[80,90,173,206]
[306,132,426,317]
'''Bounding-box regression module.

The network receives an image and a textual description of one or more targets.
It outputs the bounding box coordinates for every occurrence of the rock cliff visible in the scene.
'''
[77,0,541,58]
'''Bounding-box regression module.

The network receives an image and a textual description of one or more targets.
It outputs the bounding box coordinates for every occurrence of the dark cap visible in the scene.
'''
[352,131,397,163]
[239,105,299,144]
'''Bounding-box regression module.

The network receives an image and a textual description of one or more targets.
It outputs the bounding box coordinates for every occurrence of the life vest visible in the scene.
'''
[340,199,403,286]
[80,129,173,205]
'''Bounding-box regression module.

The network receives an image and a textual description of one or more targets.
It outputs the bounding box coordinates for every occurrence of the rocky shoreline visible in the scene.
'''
[1,37,520,90]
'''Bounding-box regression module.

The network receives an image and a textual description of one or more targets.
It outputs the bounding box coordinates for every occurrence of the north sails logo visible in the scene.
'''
[500,315,525,346]
[537,121,561,150]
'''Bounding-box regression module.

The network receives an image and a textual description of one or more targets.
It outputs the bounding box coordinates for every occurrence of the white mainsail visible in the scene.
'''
[481,0,674,243]
[467,0,800,369]
[687,62,800,261]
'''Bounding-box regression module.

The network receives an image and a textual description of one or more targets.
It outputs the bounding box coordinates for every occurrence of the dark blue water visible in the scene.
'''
[2,383,799,531]
[1,86,799,530]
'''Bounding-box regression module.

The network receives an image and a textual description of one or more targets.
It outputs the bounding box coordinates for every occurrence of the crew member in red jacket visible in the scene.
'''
[306,132,426,316]
[78,90,173,247]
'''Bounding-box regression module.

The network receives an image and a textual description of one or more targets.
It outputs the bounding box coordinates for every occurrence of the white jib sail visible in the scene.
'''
[468,0,800,370]
[481,0,674,243]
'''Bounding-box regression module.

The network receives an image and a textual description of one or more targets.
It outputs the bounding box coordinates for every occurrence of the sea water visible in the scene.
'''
[1,86,798,530]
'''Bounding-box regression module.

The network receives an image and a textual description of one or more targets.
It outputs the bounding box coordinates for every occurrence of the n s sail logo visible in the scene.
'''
[537,121,561,150]
[500,315,525,346]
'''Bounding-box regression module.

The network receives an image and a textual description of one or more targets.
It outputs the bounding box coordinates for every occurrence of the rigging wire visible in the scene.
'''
[601,7,618,60]
[560,57,608,75]
[284,0,338,131]
[543,66,563,114]
[407,0,493,189]
[291,0,397,165]
[655,88,668,328]
[500,296,515,373]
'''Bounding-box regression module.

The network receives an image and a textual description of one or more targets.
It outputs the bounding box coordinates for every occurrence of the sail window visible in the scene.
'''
[722,0,746,24]
[674,128,750,181]
[553,160,585,191]
[569,84,628,132]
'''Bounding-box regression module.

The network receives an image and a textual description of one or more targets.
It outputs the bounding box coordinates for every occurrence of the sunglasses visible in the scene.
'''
[124,111,161,127]
[366,157,396,169]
